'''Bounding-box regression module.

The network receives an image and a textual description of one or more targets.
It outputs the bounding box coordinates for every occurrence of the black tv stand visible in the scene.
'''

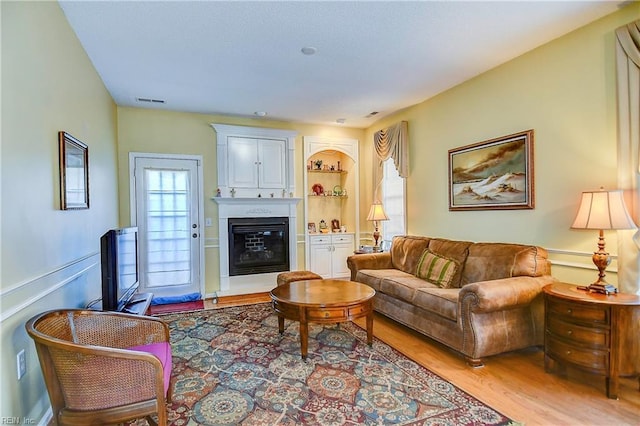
[121,292,153,315]
[88,292,153,315]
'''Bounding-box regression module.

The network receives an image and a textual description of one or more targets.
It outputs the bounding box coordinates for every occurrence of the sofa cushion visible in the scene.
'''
[461,243,549,285]
[390,236,431,275]
[355,269,412,293]
[413,287,460,321]
[427,238,472,288]
[416,250,459,288]
[379,275,437,303]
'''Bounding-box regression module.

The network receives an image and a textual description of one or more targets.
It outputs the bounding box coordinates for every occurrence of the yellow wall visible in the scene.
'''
[1,1,119,420]
[116,108,365,296]
[363,4,640,286]
[2,0,638,422]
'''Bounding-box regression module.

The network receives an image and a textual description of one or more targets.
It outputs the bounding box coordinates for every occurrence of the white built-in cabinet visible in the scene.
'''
[212,124,297,198]
[309,234,355,278]
[227,137,286,189]
[304,136,359,278]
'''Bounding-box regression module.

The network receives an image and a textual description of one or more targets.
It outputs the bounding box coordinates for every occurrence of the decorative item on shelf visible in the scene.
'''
[270,193,274,198]
[337,161,341,171]
[571,187,637,294]
[312,183,324,196]
[258,193,262,198]
[282,189,287,198]
[314,159,323,170]
[308,160,313,171]
[319,219,329,233]
[333,185,342,196]
[340,225,347,233]
[330,165,335,171]
[308,222,316,233]
[323,164,329,171]
[331,219,340,232]
[367,201,390,251]
[230,188,236,198]
[216,188,221,197]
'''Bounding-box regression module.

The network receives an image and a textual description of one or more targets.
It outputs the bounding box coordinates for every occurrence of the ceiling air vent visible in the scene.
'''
[136,97,165,104]
[365,111,379,118]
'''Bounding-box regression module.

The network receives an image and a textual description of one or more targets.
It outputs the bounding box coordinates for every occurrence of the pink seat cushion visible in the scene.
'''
[128,342,172,396]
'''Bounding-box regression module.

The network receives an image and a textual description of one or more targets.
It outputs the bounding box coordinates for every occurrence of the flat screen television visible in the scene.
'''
[101,227,140,311]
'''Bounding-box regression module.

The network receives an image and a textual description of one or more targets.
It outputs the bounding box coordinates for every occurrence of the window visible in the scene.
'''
[380,158,406,248]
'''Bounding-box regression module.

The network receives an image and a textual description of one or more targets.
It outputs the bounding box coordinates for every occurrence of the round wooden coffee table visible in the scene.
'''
[270,279,376,359]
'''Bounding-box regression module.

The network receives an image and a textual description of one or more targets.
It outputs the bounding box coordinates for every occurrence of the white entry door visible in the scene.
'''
[130,154,203,298]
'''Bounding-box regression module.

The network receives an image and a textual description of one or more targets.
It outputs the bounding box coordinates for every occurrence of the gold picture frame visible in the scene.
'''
[448,130,534,211]
[59,131,89,210]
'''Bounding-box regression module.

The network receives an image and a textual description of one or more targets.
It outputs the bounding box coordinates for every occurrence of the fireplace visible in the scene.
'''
[228,217,289,276]
[212,197,301,297]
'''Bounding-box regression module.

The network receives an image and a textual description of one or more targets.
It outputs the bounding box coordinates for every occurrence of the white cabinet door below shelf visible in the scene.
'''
[332,242,353,278]
[309,241,332,278]
[331,234,354,278]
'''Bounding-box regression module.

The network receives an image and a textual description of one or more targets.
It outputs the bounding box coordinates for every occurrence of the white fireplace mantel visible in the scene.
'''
[213,197,301,215]
[213,197,301,296]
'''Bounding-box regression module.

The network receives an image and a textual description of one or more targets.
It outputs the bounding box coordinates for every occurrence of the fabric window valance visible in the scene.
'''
[373,121,408,178]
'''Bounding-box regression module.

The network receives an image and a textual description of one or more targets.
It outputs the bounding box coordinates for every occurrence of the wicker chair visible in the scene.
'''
[26,309,173,426]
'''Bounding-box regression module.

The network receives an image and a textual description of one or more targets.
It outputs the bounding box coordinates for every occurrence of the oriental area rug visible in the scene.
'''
[147,303,519,425]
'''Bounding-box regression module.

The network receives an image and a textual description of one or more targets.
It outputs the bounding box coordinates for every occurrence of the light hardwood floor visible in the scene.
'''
[209,294,640,425]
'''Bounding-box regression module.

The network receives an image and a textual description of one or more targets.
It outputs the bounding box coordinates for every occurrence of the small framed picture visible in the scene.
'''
[59,131,89,210]
[307,222,316,233]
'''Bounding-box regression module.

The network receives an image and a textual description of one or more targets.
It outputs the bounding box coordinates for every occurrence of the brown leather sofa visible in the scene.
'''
[347,235,554,366]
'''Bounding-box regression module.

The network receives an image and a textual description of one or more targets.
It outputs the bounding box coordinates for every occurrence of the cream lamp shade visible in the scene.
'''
[571,188,637,294]
[367,201,389,250]
[571,189,636,230]
[366,201,390,222]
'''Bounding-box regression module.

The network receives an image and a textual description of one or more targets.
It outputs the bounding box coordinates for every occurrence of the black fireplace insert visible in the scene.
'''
[228,217,289,276]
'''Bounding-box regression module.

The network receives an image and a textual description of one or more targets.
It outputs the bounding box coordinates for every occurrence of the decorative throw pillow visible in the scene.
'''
[416,249,458,288]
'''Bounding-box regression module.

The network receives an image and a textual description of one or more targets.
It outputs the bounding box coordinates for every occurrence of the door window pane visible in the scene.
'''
[145,169,191,287]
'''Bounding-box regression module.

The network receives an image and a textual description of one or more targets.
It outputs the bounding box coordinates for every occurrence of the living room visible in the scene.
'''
[2,1,640,424]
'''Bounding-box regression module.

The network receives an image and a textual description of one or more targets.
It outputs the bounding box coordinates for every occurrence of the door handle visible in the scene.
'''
[192,224,197,229]
[192,233,198,238]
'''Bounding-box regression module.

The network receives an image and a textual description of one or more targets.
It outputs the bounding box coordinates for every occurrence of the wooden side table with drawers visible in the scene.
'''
[543,282,640,399]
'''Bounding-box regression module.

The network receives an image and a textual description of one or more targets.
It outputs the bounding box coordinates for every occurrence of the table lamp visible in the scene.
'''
[367,201,389,250]
[571,188,637,294]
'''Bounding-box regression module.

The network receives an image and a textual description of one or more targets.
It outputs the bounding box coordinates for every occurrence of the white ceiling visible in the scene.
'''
[58,1,624,129]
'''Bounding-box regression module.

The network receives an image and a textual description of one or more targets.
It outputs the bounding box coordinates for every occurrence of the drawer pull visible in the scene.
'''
[567,330,573,335]
[566,350,571,355]
[567,309,572,314]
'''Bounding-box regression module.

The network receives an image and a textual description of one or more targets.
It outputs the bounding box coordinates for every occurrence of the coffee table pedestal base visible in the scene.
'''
[273,300,374,359]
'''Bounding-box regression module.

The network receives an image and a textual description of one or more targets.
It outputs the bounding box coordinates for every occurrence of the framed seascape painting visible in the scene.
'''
[448,130,534,211]
[59,131,89,210]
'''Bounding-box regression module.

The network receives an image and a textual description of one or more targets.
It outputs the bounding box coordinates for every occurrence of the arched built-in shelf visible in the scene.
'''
[303,136,359,278]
